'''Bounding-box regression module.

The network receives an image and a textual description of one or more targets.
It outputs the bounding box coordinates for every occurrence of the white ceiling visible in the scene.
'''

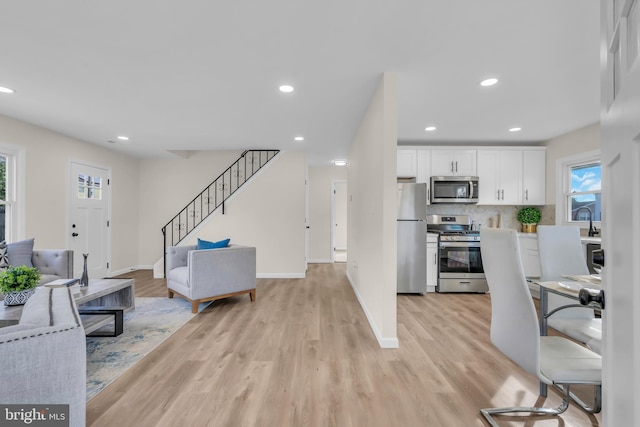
[0,1,600,165]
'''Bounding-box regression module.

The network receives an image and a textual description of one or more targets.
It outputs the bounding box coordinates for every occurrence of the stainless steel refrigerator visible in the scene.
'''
[397,183,427,294]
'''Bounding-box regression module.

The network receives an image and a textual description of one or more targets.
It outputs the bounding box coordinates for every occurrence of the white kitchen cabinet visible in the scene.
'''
[477,148,545,205]
[397,149,417,178]
[477,150,523,205]
[518,234,542,278]
[426,233,439,292]
[430,149,477,176]
[522,149,546,205]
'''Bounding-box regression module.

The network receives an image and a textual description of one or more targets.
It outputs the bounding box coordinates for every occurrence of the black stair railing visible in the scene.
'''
[161,149,279,274]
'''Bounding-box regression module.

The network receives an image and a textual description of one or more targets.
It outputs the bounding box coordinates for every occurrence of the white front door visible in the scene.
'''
[69,162,111,279]
[601,1,640,425]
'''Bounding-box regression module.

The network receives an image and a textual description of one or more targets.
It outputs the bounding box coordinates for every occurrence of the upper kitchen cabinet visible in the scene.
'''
[477,147,546,205]
[397,149,417,178]
[477,149,523,205]
[415,149,431,183]
[522,149,546,205]
[430,149,477,176]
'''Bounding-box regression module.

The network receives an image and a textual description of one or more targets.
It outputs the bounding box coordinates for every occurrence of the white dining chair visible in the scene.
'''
[479,228,601,426]
[536,225,602,353]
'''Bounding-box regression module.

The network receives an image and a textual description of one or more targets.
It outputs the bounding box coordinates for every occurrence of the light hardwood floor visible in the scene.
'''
[87,264,601,426]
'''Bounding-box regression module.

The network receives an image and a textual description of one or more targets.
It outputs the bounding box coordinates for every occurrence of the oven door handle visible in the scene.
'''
[440,242,481,248]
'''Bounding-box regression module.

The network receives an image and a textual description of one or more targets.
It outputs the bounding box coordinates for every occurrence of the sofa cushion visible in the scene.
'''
[7,238,34,268]
[197,238,230,250]
[167,266,189,288]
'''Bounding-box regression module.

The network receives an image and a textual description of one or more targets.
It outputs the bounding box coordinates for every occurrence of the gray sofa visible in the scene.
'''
[166,244,256,313]
[0,287,86,427]
[32,249,74,285]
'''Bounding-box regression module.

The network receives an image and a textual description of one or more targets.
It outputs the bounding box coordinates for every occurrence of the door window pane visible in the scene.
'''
[77,174,102,200]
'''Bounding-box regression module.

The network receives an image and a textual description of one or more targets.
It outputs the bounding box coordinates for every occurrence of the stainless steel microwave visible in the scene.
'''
[430,176,479,204]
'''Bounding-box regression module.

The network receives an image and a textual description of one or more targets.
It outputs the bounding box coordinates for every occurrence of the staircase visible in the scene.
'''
[160,149,279,274]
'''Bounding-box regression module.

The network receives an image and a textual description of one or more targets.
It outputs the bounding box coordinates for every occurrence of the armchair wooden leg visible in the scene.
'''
[191,301,199,314]
[249,289,256,301]
[168,290,174,298]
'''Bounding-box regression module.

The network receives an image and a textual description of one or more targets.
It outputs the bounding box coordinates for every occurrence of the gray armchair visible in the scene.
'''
[166,244,256,313]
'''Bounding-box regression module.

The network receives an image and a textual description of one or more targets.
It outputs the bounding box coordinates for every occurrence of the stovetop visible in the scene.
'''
[432,230,479,235]
[427,215,479,241]
[438,232,480,242]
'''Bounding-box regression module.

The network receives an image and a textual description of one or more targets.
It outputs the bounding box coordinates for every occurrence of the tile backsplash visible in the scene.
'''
[426,204,555,231]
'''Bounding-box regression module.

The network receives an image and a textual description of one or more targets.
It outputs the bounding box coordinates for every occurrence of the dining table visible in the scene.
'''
[536,274,603,336]
[533,274,604,401]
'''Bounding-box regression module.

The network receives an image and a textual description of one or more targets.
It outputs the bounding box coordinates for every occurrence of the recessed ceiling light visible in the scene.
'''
[509,127,522,132]
[480,78,499,87]
[117,136,130,141]
[333,159,347,166]
[0,86,15,94]
[294,136,304,142]
[279,85,294,93]
[424,126,437,132]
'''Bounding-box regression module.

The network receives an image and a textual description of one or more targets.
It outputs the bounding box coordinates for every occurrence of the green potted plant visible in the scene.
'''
[517,207,542,233]
[0,265,41,306]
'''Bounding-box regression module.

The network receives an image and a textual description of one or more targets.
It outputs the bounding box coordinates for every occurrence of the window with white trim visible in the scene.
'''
[0,154,6,241]
[569,162,601,222]
[0,144,24,243]
[556,150,602,227]
[0,154,11,242]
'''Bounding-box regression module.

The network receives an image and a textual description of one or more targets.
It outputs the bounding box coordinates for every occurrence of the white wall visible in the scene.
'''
[0,114,140,273]
[137,150,243,264]
[138,150,307,277]
[308,165,347,262]
[543,122,600,204]
[1,114,307,277]
[347,72,398,348]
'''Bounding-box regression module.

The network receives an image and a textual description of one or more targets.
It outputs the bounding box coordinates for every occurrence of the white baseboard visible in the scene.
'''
[308,259,333,264]
[345,270,399,349]
[108,267,304,280]
[108,265,152,277]
[257,273,306,279]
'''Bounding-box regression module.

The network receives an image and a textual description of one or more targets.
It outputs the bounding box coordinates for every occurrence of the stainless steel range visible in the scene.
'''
[427,214,489,293]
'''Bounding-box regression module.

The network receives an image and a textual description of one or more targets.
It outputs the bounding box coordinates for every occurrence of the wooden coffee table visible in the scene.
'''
[0,278,135,335]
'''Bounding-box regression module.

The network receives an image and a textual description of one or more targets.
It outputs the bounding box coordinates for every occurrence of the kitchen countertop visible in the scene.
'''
[516,232,602,244]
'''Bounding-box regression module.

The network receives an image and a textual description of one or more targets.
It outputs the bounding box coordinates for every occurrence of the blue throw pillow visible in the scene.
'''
[197,238,230,250]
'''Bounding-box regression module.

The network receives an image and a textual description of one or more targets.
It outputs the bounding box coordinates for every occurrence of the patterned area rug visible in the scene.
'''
[86,297,210,401]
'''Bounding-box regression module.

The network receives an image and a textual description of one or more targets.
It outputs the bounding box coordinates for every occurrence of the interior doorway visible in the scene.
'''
[332,180,347,263]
